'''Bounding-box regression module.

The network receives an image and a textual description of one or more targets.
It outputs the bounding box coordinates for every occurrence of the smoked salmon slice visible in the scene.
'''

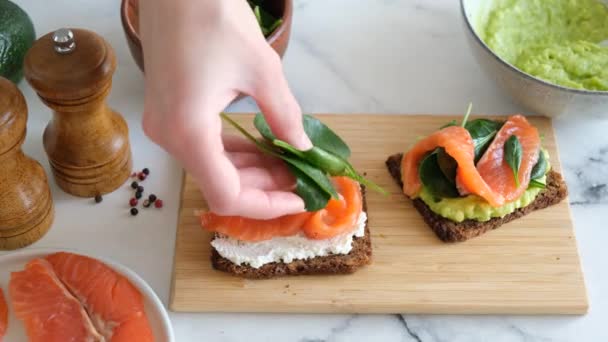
[401,125,504,206]
[303,177,362,240]
[0,288,7,342]
[201,177,364,241]
[401,115,540,207]
[45,252,155,342]
[201,211,313,242]
[475,115,540,202]
[9,259,103,342]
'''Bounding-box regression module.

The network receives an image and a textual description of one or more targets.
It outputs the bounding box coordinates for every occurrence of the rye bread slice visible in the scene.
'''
[210,190,372,279]
[385,153,568,242]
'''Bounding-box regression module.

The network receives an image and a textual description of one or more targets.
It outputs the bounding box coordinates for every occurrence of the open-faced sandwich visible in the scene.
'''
[386,109,568,242]
[199,114,386,279]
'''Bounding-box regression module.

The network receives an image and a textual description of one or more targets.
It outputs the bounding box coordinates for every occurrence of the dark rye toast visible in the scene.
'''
[210,189,372,279]
[386,153,568,242]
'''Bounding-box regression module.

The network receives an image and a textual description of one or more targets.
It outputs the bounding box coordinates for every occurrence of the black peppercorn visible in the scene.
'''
[148,194,157,202]
[142,168,150,175]
[130,208,138,216]
[131,181,138,189]
[135,191,142,199]
[94,194,103,203]
[137,185,144,193]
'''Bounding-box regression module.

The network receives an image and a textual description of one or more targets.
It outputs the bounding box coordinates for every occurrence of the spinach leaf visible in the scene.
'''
[530,150,548,180]
[254,114,351,159]
[419,149,460,199]
[222,114,338,206]
[436,148,457,184]
[276,140,387,195]
[504,135,523,187]
[528,179,546,189]
[464,119,503,162]
[280,154,339,199]
[248,0,283,37]
[288,165,332,211]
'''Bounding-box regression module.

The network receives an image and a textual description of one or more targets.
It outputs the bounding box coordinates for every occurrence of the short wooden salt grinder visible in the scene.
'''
[24,28,133,197]
[0,77,55,250]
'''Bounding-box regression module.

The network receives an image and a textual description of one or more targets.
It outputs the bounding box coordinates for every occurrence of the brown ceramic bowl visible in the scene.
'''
[120,0,293,72]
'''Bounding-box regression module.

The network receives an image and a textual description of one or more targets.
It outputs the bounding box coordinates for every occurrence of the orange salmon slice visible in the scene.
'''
[46,252,155,342]
[401,115,540,207]
[401,125,504,206]
[0,288,7,342]
[474,115,541,202]
[9,259,103,342]
[201,177,363,242]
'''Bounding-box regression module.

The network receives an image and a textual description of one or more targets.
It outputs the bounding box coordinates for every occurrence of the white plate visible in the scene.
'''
[0,248,174,342]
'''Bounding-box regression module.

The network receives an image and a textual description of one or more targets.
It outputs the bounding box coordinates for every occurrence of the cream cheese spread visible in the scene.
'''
[211,212,367,269]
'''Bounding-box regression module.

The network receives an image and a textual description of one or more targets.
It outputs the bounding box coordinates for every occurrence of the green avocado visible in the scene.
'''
[0,0,35,84]
[480,0,608,91]
[417,150,551,222]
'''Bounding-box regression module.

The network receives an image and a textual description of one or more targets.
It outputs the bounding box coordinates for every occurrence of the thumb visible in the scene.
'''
[251,58,312,151]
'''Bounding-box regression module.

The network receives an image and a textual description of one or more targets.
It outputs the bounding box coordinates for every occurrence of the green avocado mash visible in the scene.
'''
[417,150,550,222]
[480,0,608,91]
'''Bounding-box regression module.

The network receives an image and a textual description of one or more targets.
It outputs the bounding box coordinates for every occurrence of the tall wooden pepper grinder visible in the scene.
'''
[0,77,55,250]
[24,28,133,197]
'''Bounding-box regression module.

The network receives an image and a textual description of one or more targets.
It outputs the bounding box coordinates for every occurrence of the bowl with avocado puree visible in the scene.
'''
[461,0,608,118]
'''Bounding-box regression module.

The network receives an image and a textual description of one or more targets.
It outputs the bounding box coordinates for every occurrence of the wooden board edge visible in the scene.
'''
[169,169,188,312]
[169,302,589,315]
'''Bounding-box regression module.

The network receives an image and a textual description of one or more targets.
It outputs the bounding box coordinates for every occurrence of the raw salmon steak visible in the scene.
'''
[9,252,155,342]
[9,259,103,342]
[0,288,7,342]
[46,252,155,342]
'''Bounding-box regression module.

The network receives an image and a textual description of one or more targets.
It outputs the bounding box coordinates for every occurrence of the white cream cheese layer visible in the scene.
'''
[211,212,367,269]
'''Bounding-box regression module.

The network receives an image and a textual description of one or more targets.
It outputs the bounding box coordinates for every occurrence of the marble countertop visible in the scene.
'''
[7,0,608,341]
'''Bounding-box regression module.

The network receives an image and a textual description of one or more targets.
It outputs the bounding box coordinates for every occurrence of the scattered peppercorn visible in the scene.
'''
[129,198,138,207]
[137,185,144,193]
[131,172,137,178]
[131,181,138,189]
[142,168,150,175]
[138,172,146,181]
[148,194,157,202]
[130,208,139,216]
[135,191,142,199]
[154,199,163,208]
[143,199,151,208]
[94,194,103,203]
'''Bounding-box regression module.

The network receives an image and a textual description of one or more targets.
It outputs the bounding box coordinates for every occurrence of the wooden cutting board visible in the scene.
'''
[170,114,588,314]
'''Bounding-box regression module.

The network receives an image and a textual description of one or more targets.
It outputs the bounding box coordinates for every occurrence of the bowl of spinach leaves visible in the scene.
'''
[121,0,293,72]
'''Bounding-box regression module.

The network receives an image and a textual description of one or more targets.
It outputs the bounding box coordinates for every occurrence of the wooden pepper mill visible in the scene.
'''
[24,28,132,197]
[0,77,55,250]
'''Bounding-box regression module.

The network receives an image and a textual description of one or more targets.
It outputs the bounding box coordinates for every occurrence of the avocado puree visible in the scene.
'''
[418,150,550,222]
[481,0,608,91]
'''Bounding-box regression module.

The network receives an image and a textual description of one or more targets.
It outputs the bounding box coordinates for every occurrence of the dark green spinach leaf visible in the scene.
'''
[419,149,460,199]
[530,150,548,180]
[248,0,283,37]
[464,119,503,162]
[528,179,546,189]
[504,135,523,187]
[254,114,351,159]
[436,148,457,184]
[288,165,332,211]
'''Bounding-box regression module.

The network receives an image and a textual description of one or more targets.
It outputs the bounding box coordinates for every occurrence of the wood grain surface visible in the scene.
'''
[170,114,587,314]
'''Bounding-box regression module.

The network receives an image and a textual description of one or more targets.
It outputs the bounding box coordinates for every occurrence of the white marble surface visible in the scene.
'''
[5,0,608,341]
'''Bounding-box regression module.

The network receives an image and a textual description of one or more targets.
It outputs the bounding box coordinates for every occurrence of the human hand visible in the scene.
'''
[139,0,312,219]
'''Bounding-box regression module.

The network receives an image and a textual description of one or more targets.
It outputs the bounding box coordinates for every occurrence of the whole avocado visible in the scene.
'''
[0,0,35,84]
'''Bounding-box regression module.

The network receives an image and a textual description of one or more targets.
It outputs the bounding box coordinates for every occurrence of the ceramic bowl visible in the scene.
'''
[120,0,293,72]
[461,0,608,118]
